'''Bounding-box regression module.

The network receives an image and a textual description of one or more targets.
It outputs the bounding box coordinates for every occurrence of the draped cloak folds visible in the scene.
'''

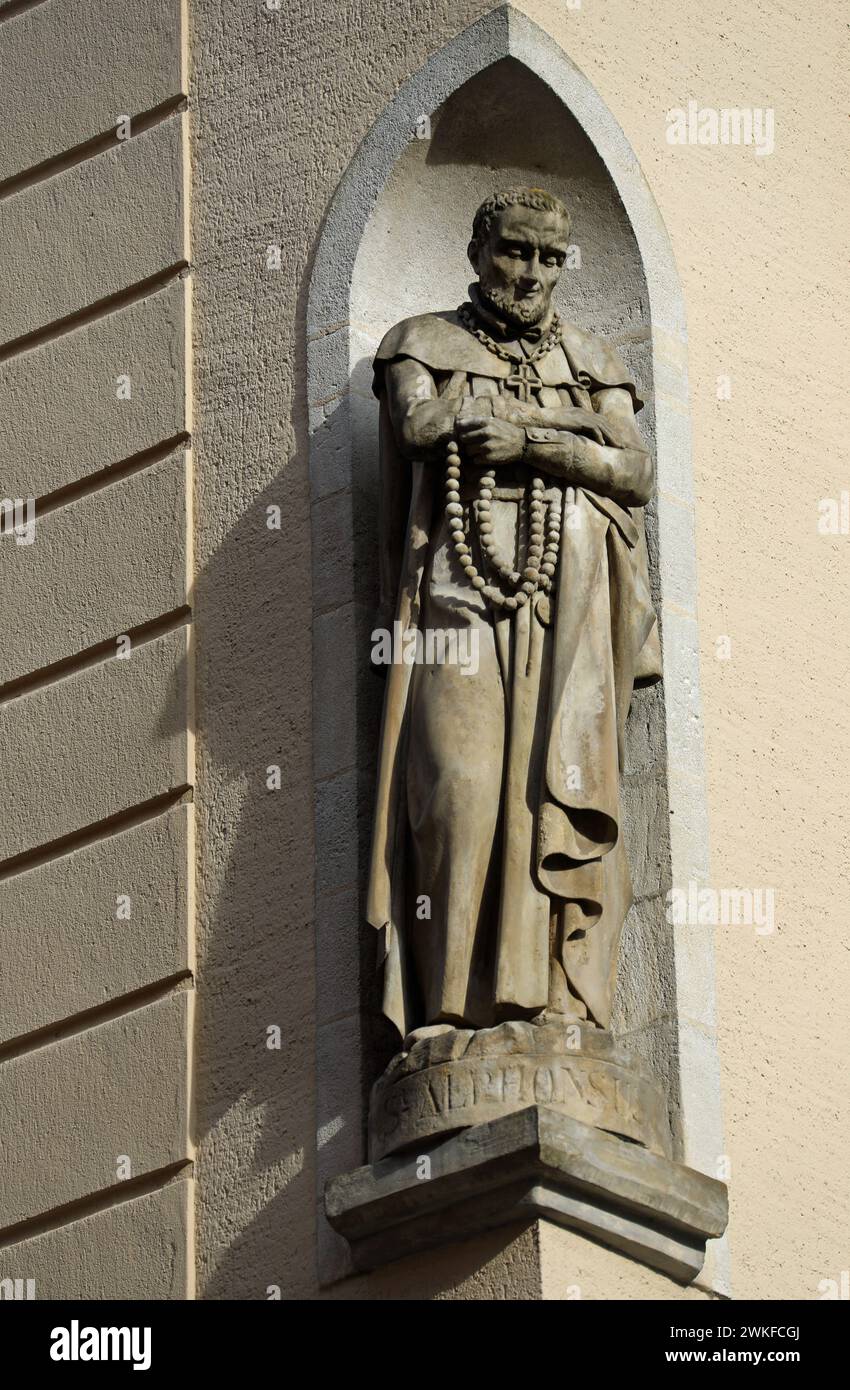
[365,309,662,1040]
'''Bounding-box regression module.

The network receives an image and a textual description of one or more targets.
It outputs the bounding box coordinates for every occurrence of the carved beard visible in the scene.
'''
[479,276,549,330]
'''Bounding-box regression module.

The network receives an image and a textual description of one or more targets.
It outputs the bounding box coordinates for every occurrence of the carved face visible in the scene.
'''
[470,203,570,329]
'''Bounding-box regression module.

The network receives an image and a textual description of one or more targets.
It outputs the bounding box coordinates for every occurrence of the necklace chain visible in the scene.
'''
[456,303,563,366]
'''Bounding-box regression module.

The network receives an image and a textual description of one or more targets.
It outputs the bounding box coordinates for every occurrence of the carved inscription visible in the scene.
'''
[371,1051,666,1160]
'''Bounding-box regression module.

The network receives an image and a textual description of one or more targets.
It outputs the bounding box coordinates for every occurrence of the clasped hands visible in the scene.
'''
[455,413,526,465]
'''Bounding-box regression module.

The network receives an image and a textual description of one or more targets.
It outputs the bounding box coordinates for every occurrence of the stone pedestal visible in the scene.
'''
[326,1105,728,1283]
[369,1018,671,1162]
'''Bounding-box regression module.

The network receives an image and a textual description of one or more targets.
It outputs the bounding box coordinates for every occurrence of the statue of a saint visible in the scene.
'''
[367,187,661,1062]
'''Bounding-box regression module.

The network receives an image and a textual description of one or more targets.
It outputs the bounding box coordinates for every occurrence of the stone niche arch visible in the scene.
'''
[309,5,726,1290]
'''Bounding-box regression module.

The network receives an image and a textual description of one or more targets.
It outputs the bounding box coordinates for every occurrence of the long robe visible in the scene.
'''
[366,310,662,1040]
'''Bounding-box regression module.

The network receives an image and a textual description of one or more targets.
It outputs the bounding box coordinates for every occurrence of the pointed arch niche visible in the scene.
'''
[309,6,727,1291]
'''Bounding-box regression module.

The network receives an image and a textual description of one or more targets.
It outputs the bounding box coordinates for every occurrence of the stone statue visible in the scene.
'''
[365,187,667,1161]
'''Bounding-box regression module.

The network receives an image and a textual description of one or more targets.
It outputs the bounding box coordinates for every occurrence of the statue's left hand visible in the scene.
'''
[456,416,525,465]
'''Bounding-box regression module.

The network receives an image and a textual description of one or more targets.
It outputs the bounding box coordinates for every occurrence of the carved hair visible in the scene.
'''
[471,187,571,244]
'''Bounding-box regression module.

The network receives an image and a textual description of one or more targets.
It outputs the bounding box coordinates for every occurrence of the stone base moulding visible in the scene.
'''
[325,1105,728,1283]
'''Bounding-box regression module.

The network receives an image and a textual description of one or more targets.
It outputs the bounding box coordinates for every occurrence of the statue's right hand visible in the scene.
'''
[456,416,525,466]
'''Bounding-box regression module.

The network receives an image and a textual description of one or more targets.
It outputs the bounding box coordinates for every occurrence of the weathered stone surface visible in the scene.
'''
[311,489,355,613]
[0,452,188,684]
[314,768,358,895]
[0,1179,191,1301]
[0,991,190,1231]
[0,626,189,863]
[316,1012,367,1285]
[315,886,360,1025]
[309,395,352,500]
[327,1105,727,1282]
[369,1019,671,1162]
[0,0,183,183]
[0,280,186,499]
[613,893,677,1034]
[312,604,357,779]
[0,806,190,1045]
[0,119,185,346]
[621,771,670,900]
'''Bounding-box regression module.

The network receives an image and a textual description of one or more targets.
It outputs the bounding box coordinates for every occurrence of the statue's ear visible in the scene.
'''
[467,239,480,272]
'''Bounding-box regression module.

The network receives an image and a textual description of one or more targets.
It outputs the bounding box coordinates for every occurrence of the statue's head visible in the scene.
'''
[468,187,571,331]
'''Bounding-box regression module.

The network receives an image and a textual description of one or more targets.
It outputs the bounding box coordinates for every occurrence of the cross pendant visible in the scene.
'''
[506,360,536,402]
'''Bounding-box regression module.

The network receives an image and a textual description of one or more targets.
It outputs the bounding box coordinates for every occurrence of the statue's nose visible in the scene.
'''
[519,262,540,288]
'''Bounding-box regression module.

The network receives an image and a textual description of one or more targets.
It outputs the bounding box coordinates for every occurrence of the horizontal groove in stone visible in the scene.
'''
[0,972,193,1064]
[0,625,189,862]
[0,97,186,202]
[0,263,188,363]
[2,118,185,344]
[34,431,190,517]
[0,605,191,706]
[1,455,190,684]
[0,988,191,1229]
[0,1160,192,1250]
[0,802,191,1045]
[0,787,191,882]
[0,277,187,500]
[0,0,47,22]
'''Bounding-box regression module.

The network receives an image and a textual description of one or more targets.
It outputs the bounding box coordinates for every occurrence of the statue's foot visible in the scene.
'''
[402,1023,456,1050]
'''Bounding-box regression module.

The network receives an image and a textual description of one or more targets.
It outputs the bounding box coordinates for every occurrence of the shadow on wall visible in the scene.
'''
[176,53,678,1299]
[175,451,318,1299]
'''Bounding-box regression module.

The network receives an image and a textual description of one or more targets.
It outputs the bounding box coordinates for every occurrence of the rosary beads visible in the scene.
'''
[444,440,561,611]
[446,303,564,610]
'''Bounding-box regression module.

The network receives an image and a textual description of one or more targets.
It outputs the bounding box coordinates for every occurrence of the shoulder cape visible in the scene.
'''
[372,309,644,411]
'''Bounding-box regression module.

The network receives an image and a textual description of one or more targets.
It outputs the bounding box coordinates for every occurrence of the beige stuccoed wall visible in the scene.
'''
[506,0,850,1303]
[191,0,849,1300]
